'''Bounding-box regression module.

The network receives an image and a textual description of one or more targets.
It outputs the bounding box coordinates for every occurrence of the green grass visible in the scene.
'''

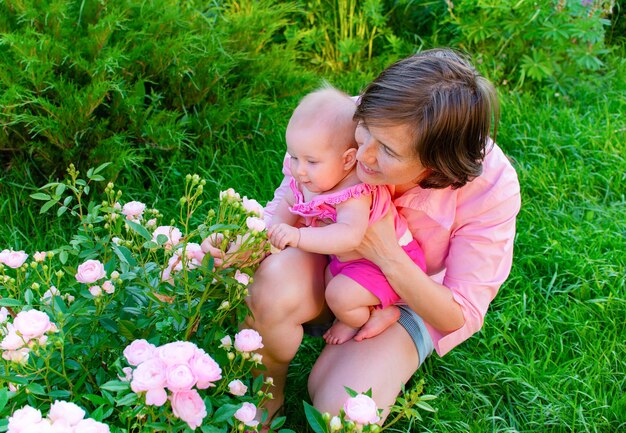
[1,45,625,433]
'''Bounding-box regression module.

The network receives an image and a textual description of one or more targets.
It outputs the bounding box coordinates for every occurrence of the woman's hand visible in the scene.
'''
[201,233,266,269]
[356,210,402,267]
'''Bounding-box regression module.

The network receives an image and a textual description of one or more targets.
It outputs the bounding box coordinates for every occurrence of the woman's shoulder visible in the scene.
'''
[395,142,520,216]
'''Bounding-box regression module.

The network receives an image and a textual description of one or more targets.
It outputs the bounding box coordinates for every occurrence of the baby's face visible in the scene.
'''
[286,124,352,194]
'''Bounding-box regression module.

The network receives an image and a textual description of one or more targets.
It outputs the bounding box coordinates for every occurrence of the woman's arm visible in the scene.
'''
[357,211,465,333]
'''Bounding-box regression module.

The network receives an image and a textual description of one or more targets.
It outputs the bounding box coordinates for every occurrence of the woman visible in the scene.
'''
[244,48,520,420]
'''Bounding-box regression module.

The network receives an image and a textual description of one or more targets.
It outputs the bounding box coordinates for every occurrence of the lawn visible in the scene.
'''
[1,1,625,432]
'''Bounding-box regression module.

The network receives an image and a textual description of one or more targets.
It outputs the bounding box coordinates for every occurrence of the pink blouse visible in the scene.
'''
[264,141,521,356]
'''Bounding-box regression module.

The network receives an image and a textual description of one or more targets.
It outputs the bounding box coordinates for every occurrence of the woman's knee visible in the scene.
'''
[247,250,327,324]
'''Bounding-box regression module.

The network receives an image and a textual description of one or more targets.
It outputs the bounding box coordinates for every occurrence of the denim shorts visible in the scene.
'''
[303,304,434,367]
[397,304,434,367]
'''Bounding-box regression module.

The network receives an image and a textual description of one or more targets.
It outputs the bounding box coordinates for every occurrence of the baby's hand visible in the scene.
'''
[267,223,301,250]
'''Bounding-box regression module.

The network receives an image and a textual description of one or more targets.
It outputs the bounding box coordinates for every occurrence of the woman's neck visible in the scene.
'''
[393,181,418,197]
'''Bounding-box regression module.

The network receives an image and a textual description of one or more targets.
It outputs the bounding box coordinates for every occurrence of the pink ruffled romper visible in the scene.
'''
[288,178,427,307]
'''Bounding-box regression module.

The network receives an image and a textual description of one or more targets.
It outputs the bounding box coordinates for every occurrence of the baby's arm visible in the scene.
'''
[271,195,371,254]
[268,189,298,227]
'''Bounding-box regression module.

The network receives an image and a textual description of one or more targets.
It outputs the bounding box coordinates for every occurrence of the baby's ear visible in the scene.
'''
[342,148,357,170]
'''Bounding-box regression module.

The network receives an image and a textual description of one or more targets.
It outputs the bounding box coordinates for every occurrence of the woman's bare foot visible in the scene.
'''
[353,305,401,342]
[323,320,360,345]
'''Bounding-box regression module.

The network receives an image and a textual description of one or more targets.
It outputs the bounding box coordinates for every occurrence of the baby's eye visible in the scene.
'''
[307,160,317,164]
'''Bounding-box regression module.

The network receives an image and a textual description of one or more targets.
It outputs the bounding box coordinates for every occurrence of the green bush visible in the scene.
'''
[443,0,616,91]
[0,0,311,181]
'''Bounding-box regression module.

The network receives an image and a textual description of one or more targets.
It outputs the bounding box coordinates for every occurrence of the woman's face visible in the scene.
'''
[354,121,426,187]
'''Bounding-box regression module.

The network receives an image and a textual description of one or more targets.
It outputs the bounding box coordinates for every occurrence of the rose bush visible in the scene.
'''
[0,164,287,432]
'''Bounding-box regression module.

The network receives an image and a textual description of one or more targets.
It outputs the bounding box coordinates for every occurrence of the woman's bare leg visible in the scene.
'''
[309,321,420,421]
[244,247,328,419]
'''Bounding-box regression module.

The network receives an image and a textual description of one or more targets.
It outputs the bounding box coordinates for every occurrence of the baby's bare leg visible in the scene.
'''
[323,275,380,345]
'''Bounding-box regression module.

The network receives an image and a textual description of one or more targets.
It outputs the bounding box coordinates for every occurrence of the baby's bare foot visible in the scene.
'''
[354,305,401,342]
[323,321,360,345]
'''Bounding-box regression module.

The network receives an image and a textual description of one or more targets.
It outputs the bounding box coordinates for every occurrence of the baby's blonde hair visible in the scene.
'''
[288,83,358,152]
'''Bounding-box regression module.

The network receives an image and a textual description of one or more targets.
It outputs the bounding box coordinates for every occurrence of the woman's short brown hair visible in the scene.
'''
[354,48,499,189]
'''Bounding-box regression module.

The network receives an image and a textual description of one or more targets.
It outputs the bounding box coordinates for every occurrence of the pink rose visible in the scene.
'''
[157,341,197,367]
[73,418,110,433]
[234,329,264,353]
[145,388,168,407]
[122,201,146,220]
[0,307,8,323]
[13,309,52,340]
[146,218,157,228]
[242,197,264,218]
[130,358,167,392]
[7,405,42,433]
[219,335,232,349]
[228,380,248,396]
[2,348,30,364]
[184,243,205,264]
[118,367,133,382]
[75,259,106,284]
[189,350,222,389]
[246,217,266,233]
[170,390,207,430]
[165,364,197,392]
[89,285,102,297]
[234,402,258,427]
[1,328,24,351]
[0,249,28,268]
[48,401,85,426]
[234,270,250,286]
[33,252,47,262]
[152,226,182,249]
[123,339,157,366]
[101,280,115,294]
[343,394,380,425]
[219,188,240,201]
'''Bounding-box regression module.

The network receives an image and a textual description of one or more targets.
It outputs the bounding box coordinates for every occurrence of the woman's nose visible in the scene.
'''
[357,140,375,164]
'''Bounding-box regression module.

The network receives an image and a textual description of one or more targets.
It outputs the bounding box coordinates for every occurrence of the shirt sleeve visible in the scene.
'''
[263,153,292,225]
[433,164,521,356]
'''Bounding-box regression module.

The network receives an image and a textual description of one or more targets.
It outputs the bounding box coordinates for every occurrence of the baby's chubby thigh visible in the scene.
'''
[324,273,381,314]
[246,247,328,326]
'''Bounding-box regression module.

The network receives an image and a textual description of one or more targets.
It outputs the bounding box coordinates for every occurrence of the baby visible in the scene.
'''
[267,86,426,344]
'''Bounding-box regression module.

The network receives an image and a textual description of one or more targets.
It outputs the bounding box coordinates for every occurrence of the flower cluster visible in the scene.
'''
[7,400,109,433]
[123,340,222,429]
[0,309,57,364]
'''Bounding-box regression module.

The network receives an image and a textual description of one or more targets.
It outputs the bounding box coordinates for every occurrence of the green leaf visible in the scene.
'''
[303,401,329,433]
[270,415,286,430]
[278,430,297,433]
[0,375,29,385]
[26,383,46,395]
[59,250,69,264]
[93,162,112,175]
[0,298,22,307]
[40,200,57,214]
[55,183,66,197]
[126,219,152,241]
[111,244,137,266]
[118,320,138,340]
[212,403,240,424]
[57,206,67,217]
[30,193,51,200]
[343,386,359,398]
[0,389,8,413]
[100,380,130,392]
[48,390,71,398]
[115,392,138,406]
[99,317,118,334]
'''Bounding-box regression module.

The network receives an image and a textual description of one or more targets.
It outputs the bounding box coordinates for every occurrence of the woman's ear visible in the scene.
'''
[342,148,358,170]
